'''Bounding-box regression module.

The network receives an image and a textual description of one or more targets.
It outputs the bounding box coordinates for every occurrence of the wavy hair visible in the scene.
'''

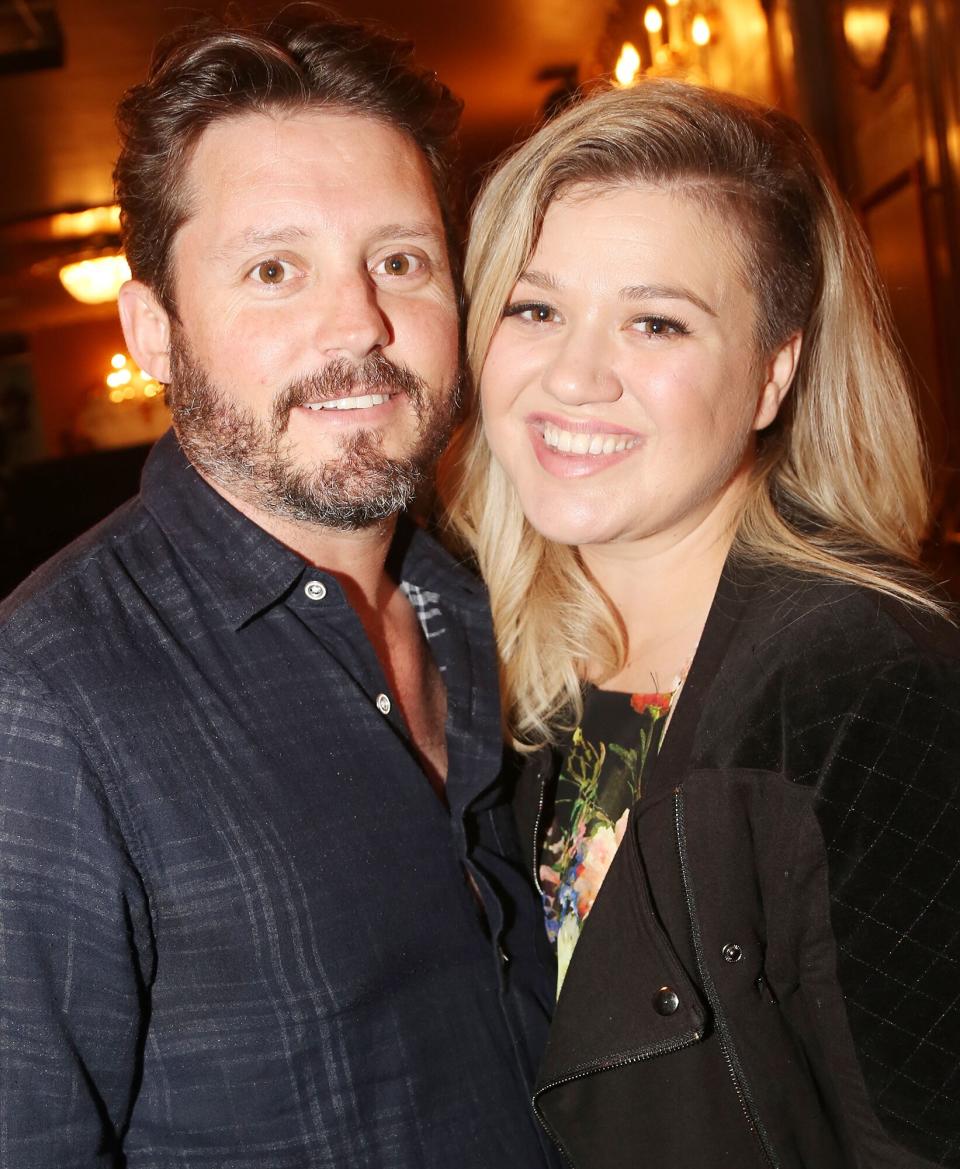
[440,80,938,747]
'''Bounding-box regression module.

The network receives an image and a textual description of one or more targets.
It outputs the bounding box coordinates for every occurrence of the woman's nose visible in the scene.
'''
[541,330,623,406]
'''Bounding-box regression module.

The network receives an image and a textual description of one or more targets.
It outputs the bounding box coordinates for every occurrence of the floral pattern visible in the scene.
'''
[541,687,677,997]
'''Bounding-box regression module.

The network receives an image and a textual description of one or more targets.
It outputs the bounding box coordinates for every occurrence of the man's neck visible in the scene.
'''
[198,471,398,606]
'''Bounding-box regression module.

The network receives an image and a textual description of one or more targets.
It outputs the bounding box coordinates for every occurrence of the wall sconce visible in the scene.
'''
[840,1,897,88]
[58,253,131,304]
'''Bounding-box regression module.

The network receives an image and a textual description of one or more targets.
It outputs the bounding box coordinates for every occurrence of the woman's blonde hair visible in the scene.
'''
[440,80,938,747]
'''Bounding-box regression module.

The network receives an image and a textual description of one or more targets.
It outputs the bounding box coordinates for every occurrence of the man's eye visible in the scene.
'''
[251,259,292,285]
[374,253,421,277]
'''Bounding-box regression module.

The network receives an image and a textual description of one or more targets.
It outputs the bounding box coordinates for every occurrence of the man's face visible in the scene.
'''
[163,109,460,529]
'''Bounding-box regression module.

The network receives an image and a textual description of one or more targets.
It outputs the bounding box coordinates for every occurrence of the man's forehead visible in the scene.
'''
[176,107,442,239]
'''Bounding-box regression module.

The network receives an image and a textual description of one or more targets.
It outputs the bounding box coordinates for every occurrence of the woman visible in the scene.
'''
[443,81,960,1168]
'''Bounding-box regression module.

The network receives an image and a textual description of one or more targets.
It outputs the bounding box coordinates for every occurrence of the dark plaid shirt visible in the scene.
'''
[0,432,556,1169]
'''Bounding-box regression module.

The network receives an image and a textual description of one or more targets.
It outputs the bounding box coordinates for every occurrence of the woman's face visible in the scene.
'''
[479,183,797,555]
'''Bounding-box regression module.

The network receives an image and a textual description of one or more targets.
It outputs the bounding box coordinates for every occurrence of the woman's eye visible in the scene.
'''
[251,259,294,285]
[504,302,558,324]
[633,316,688,336]
[374,253,422,277]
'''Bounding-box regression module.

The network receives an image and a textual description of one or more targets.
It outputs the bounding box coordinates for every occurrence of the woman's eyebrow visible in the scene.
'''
[620,283,718,317]
[515,268,563,293]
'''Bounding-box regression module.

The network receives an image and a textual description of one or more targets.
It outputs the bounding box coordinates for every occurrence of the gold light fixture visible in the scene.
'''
[612,1,719,85]
[58,253,131,304]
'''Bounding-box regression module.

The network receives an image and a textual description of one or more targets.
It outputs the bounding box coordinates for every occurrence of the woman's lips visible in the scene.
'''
[540,419,641,455]
[526,414,644,477]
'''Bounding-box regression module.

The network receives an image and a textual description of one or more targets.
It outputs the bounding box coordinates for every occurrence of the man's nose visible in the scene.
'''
[314,271,391,361]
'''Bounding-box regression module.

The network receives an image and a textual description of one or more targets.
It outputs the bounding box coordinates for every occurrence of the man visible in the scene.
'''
[0,14,556,1167]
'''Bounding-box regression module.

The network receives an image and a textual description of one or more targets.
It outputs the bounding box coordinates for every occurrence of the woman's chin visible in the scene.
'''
[523,507,618,549]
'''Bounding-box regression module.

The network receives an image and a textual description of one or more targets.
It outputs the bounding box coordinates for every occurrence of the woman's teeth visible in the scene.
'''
[542,421,640,455]
[304,393,391,411]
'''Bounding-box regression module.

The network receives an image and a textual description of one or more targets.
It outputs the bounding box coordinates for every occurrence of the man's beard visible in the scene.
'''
[166,332,461,531]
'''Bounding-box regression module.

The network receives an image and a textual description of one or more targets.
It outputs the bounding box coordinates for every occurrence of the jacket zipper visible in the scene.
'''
[673,788,780,1169]
[533,1027,702,1168]
[531,762,548,897]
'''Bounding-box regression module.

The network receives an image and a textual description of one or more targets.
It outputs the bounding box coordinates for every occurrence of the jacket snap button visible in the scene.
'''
[722,943,743,963]
[653,986,680,1015]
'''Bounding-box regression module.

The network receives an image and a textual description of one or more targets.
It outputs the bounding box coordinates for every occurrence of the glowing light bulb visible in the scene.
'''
[692,15,711,45]
[111,353,127,369]
[106,368,132,388]
[614,42,641,86]
[644,7,664,33]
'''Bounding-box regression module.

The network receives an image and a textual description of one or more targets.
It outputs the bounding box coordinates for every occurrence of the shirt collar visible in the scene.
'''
[140,430,308,628]
[139,429,487,629]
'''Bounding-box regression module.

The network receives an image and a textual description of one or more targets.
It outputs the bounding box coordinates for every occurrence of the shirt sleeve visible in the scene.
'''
[812,650,960,1165]
[0,654,154,1167]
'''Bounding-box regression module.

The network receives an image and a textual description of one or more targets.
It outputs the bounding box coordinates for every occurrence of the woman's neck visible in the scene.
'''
[580,490,742,694]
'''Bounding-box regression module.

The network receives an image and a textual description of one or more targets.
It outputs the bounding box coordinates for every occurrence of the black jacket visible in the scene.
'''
[517,557,960,1168]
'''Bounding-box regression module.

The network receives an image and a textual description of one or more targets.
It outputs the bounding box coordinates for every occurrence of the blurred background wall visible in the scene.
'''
[1,0,958,593]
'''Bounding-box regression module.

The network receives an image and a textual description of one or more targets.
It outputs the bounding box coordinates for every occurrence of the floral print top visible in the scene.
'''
[540,684,679,998]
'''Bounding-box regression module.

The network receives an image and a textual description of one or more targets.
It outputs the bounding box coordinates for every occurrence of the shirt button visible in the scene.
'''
[376,693,392,715]
[653,986,680,1015]
[304,580,327,601]
[722,942,744,963]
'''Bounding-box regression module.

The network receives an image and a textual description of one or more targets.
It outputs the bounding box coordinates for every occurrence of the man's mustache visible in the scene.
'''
[272,354,428,425]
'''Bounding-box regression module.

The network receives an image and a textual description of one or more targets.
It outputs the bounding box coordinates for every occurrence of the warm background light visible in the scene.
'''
[614,41,641,86]
[691,15,712,45]
[644,7,664,34]
[58,254,131,304]
[842,5,892,68]
[50,205,121,240]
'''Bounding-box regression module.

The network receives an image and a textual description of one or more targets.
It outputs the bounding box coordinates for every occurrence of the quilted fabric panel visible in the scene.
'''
[693,569,960,1164]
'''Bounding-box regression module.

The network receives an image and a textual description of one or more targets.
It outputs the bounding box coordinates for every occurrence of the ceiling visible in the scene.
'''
[0,0,615,334]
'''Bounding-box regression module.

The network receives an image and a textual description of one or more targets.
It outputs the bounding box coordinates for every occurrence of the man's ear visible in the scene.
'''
[117,280,172,384]
[753,331,802,431]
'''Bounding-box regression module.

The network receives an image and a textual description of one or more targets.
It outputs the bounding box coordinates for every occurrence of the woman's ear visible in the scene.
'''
[117,281,172,384]
[754,331,802,431]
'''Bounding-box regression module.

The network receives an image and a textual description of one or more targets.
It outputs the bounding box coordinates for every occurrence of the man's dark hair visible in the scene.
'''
[114,8,463,312]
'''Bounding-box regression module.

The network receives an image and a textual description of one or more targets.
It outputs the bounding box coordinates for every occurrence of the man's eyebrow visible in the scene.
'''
[620,283,718,317]
[214,226,310,258]
[213,222,445,259]
[514,268,563,293]
[367,222,446,246]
